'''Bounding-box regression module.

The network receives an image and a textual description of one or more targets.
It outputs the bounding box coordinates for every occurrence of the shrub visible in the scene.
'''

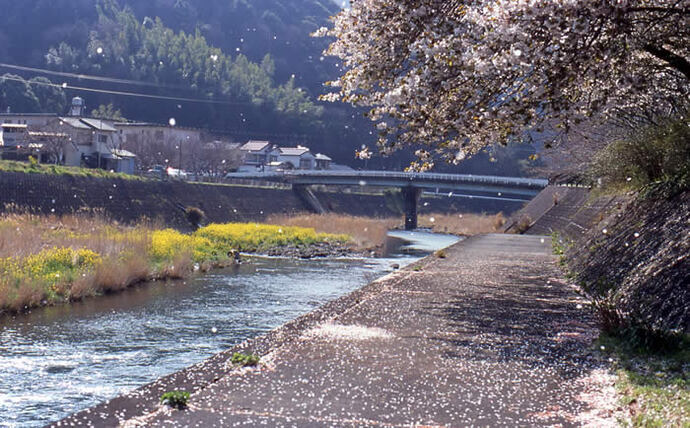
[184,206,205,230]
[590,115,690,190]
[230,352,260,367]
[513,215,532,234]
[160,391,190,409]
[435,249,447,258]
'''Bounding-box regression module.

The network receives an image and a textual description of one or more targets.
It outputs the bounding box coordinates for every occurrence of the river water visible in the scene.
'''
[0,231,458,427]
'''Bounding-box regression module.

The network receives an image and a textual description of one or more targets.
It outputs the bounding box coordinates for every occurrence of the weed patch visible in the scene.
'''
[160,391,190,409]
[231,352,260,367]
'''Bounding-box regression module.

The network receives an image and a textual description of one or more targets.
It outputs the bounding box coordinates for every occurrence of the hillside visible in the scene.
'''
[0,0,537,173]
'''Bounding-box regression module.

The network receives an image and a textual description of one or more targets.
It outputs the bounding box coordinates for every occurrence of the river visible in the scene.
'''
[0,231,458,427]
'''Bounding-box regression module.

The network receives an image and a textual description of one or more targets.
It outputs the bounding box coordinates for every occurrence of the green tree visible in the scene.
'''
[29,77,67,113]
[91,103,126,121]
[0,74,40,113]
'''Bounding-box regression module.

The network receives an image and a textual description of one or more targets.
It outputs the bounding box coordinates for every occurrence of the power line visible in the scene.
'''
[0,62,186,90]
[0,74,255,106]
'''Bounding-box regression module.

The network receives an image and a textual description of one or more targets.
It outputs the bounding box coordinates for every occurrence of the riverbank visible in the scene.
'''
[507,183,690,426]
[53,233,617,427]
[0,214,351,315]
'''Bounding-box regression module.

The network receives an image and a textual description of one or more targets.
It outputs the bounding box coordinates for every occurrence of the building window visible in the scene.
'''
[98,134,108,144]
[299,159,312,169]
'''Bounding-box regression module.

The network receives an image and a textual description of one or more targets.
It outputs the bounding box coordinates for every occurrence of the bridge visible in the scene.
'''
[225,170,549,229]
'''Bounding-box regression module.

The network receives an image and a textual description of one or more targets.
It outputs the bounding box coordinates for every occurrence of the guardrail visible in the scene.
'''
[225,170,549,189]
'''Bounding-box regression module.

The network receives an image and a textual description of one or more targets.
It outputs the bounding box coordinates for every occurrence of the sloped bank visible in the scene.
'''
[565,189,689,334]
[510,184,689,335]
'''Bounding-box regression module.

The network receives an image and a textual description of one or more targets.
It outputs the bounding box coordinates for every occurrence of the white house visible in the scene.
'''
[239,140,274,169]
[0,98,135,172]
[59,117,122,169]
[0,123,29,147]
[269,146,316,170]
[314,153,332,170]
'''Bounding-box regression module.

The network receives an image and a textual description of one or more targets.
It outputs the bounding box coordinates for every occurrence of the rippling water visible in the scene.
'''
[0,231,458,427]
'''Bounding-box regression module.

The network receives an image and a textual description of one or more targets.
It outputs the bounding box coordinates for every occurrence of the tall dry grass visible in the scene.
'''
[266,213,399,250]
[418,212,506,236]
[0,213,354,314]
[0,213,159,310]
[266,212,507,246]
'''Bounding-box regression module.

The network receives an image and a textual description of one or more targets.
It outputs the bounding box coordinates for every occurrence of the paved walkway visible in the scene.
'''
[54,234,610,427]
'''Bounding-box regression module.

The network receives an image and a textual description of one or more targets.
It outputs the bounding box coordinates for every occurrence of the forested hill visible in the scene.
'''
[125,0,342,90]
[0,0,340,92]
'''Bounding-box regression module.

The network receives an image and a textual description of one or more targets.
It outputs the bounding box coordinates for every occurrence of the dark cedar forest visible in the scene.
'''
[0,0,534,172]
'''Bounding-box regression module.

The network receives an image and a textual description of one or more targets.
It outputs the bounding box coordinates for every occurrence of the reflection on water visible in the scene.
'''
[0,231,458,427]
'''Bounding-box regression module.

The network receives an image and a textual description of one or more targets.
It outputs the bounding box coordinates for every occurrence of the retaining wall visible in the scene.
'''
[0,172,522,230]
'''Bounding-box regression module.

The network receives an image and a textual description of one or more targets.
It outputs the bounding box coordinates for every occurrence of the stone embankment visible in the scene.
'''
[566,190,690,333]
[0,171,516,229]
[53,234,616,427]
[502,185,626,239]
[507,184,689,334]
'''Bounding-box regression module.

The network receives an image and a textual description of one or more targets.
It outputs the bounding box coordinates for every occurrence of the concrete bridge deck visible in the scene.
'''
[226,170,549,229]
[226,170,549,197]
[53,234,613,427]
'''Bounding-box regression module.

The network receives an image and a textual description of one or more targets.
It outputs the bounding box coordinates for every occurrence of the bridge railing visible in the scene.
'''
[226,170,549,188]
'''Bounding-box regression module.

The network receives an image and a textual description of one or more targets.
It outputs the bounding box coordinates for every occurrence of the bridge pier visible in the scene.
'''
[402,187,421,230]
[293,184,326,214]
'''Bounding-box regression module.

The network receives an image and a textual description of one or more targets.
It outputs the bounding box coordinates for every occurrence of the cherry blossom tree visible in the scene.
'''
[315,1,690,170]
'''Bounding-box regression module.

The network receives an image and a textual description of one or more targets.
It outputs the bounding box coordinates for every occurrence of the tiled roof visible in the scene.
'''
[278,147,311,156]
[315,153,332,161]
[80,118,118,132]
[240,140,272,151]
[59,117,91,130]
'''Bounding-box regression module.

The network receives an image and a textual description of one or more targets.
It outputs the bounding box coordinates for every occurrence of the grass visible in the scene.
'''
[418,212,506,235]
[0,213,349,314]
[597,333,690,427]
[0,159,144,180]
[160,391,190,409]
[230,352,260,367]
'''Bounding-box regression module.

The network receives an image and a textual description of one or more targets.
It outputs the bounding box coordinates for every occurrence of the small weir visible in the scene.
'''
[0,231,458,427]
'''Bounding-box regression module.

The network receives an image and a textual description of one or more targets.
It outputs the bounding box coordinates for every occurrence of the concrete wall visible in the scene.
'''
[0,172,523,230]
[0,172,308,231]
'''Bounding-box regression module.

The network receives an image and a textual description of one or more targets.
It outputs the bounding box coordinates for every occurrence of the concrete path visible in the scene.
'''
[54,234,608,427]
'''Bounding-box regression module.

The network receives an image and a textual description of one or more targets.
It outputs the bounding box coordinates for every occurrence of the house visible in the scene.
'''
[0,98,135,172]
[0,123,29,147]
[59,116,122,169]
[269,146,316,170]
[116,122,203,148]
[239,140,274,169]
[315,153,332,170]
[235,140,335,172]
[0,122,70,163]
[0,112,58,128]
